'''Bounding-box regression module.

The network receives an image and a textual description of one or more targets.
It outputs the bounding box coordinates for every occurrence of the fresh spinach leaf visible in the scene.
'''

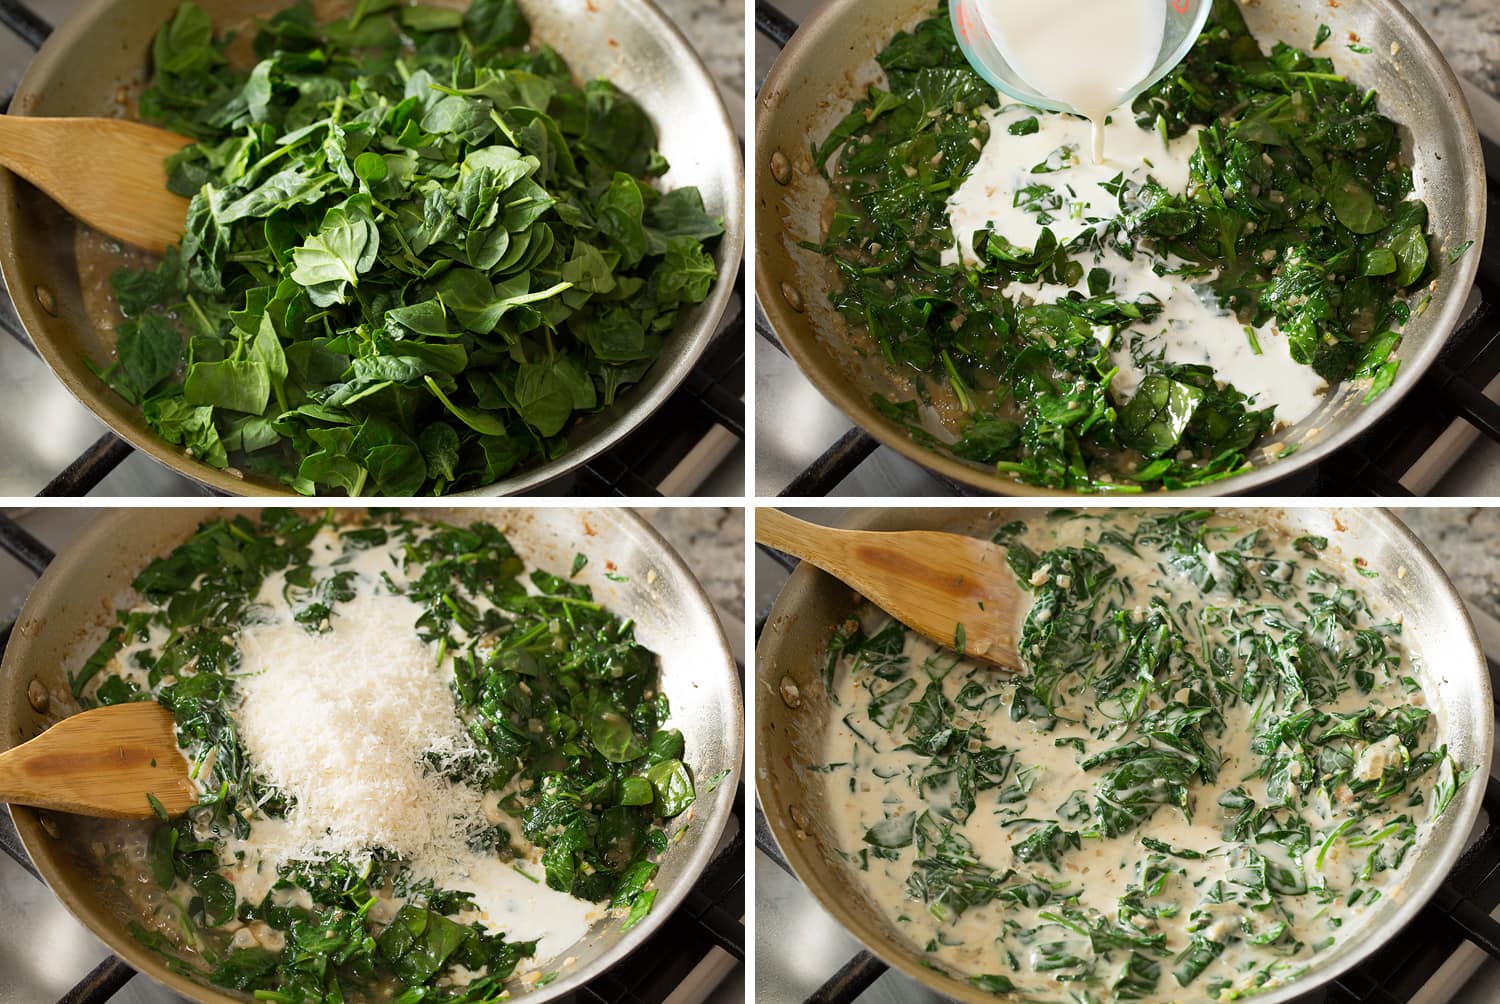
[108,0,721,495]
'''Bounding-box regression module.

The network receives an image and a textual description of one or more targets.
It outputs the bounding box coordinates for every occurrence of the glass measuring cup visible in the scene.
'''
[950,0,1212,117]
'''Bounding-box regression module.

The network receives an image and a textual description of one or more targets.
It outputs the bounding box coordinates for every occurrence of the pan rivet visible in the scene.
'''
[38,814,59,839]
[780,283,804,313]
[779,675,802,708]
[25,679,48,713]
[34,286,56,316]
[770,150,792,185]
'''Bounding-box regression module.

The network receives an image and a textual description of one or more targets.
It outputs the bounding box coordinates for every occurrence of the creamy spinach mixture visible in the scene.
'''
[76,511,706,1001]
[811,0,1459,491]
[820,511,1470,1001]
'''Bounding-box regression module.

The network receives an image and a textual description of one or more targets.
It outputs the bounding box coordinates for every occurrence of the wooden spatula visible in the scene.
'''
[757,509,1025,668]
[0,116,193,254]
[0,702,196,819]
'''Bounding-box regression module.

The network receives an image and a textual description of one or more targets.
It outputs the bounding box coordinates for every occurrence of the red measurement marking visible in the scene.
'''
[1173,0,1191,11]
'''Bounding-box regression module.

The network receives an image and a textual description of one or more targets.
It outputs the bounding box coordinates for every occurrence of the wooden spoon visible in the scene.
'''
[0,702,196,819]
[0,116,193,254]
[757,509,1024,668]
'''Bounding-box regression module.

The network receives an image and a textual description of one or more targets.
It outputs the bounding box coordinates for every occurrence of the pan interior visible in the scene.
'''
[755,507,1492,1004]
[754,0,1485,496]
[0,507,742,1004]
[0,0,742,497]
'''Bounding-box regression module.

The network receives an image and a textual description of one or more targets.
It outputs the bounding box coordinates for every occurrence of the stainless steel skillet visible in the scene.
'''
[756,506,1492,1002]
[755,0,1487,496]
[0,0,743,497]
[0,506,744,1004]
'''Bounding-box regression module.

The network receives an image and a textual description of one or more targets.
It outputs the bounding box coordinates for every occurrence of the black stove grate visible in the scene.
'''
[0,0,49,52]
[0,2,744,500]
[0,512,746,1004]
[756,1,1500,500]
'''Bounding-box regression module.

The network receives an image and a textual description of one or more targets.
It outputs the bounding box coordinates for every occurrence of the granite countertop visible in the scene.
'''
[1400,509,1500,622]
[643,506,746,660]
[657,0,745,136]
[1398,0,1500,101]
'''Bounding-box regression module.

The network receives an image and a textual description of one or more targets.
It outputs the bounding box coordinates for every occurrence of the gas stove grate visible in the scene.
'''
[0,512,746,1004]
[0,3,745,500]
[756,0,1500,499]
[753,540,1500,1004]
[0,0,48,53]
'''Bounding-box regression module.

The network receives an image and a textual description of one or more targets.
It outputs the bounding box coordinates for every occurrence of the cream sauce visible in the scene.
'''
[946,109,1196,253]
[818,512,1451,1002]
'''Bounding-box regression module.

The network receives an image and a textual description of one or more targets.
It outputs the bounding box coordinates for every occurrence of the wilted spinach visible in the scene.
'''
[97,0,722,495]
[82,510,696,1000]
[810,0,1436,491]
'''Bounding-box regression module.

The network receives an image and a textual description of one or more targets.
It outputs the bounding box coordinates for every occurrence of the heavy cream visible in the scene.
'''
[974,0,1166,162]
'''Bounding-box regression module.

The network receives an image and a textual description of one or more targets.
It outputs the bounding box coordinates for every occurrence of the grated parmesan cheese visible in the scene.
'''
[217,528,597,962]
[230,587,485,874]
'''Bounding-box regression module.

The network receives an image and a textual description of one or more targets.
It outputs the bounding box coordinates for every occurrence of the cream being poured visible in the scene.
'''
[974,0,1167,162]
[944,103,1328,426]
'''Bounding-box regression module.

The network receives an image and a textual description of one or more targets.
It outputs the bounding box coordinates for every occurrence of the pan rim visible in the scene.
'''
[0,0,745,498]
[753,505,1493,1004]
[2,505,745,1004]
[753,0,1487,497]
